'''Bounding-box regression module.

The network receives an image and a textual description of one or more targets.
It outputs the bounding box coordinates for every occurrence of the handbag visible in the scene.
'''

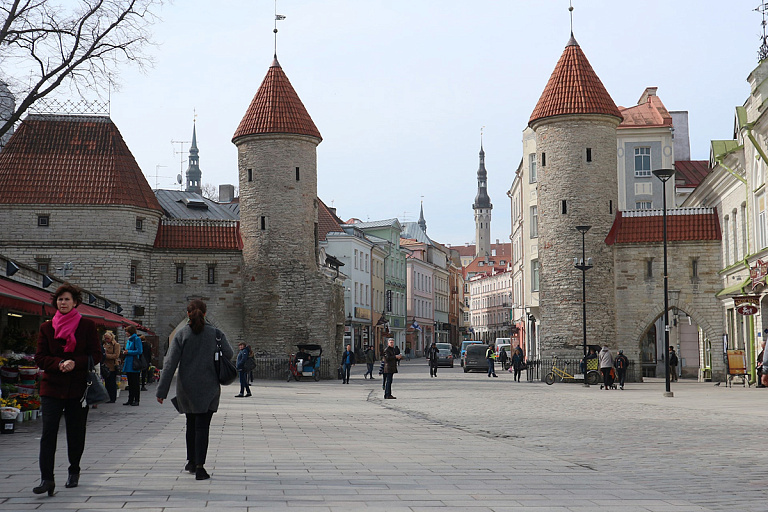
[82,355,110,406]
[132,351,147,372]
[244,356,256,372]
[215,329,238,385]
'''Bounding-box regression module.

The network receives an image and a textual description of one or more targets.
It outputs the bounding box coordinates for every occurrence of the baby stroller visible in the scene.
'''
[287,344,322,382]
[600,367,618,389]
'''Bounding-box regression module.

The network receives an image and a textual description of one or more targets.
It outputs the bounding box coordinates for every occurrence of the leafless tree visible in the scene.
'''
[0,0,162,140]
[200,182,217,202]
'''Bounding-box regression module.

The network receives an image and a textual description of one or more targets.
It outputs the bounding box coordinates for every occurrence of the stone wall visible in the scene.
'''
[533,115,620,357]
[613,239,725,380]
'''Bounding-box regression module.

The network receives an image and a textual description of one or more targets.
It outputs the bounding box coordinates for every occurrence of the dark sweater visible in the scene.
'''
[35,317,101,399]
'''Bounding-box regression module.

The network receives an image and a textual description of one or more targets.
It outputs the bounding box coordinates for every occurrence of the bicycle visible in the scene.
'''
[544,356,600,385]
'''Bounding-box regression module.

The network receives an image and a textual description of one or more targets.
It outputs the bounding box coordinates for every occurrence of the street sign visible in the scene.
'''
[734,295,760,316]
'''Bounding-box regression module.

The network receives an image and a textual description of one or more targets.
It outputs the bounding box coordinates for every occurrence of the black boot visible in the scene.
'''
[33,479,55,496]
[65,473,79,488]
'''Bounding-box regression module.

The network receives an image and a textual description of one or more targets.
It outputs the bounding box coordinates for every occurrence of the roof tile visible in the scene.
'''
[153,220,243,250]
[605,209,721,245]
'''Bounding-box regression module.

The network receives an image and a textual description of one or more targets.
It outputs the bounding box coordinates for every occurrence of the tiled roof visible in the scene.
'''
[153,219,243,250]
[605,209,721,245]
[450,243,512,259]
[529,35,622,126]
[674,161,710,188]
[462,255,508,278]
[318,199,344,241]
[618,91,672,129]
[232,56,321,142]
[0,115,161,211]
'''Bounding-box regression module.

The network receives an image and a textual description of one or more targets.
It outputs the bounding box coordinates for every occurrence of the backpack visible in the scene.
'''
[615,356,626,370]
[669,353,678,366]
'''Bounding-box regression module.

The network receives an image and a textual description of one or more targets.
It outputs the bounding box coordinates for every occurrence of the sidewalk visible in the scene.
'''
[0,360,764,511]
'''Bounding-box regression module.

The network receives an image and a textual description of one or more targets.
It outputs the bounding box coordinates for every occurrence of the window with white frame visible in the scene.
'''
[635,201,652,210]
[354,250,358,269]
[723,216,730,265]
[634,147,651,177]
[531,259,539,292]
[529,153,537,183]
[732,208,739,262]
[530,205,538,238]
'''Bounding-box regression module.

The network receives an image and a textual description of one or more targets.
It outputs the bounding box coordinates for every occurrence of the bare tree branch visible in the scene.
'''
[0,0,162,140]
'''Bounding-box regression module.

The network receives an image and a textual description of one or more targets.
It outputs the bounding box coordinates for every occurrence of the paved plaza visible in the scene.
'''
[0,359,765,511]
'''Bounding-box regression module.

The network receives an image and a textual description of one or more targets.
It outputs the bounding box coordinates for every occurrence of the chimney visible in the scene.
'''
[638,87,658,105]
[219,184,235,203]
[496,239,500,244]
[329,207,337,216]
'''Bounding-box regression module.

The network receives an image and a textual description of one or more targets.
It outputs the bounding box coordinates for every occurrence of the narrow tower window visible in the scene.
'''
[560,200,567,214]
[295,167,300,181]
[247,169,253,182]
[609,200,613,214]
[586,148,592,162]
[260,216,267,230]
[541,152,546,167]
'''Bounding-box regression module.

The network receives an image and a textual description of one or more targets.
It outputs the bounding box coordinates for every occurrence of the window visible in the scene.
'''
[646,259,653,278]
[365,254,369,272]
[260,216,266,230]
[207,265,216,284]
[723,216,730,265]
[354,283,358,303]
[354,249,358,269]
[247,169,253,182]
[691,258,699,279]
[130,265,137,284]
[635,182,653,195]
[529,153,537,183]
[636,201,652,210]
[135,218,144,231]
[541,152,546,167]
[741,204,748,256]
[586,148,592,162]
[175,266,184,284]
[295,167,300,181]
[37,263,48,273]
[609,200,613,214]
[530,205,538,238]
[634,147,651,177]
[37,215,49,227]
[531,260,539,292]
[758,193,767,250]
[561,200,567,215]
[732,209,739,262]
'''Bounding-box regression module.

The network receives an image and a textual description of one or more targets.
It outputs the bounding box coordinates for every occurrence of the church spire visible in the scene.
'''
[418,201,427,233]
[473,136,492,259]
[185,121,202,194]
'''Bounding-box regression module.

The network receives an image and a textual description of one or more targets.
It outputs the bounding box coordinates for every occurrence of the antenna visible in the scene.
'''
[274,0,286,56]
[569,0,574,34]
[170,139,190,187]
[757,2,768,61]
[152,164,167,190]
[480,126,485,147]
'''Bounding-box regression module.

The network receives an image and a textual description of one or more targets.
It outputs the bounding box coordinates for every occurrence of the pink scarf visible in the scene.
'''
[52,309,82,352]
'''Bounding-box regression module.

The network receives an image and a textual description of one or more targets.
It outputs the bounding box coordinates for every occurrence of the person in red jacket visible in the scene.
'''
[33,283,101,496]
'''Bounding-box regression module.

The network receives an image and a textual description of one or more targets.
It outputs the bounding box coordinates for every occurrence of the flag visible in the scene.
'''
[376,315,388,326]
[275,14,286,20]
[412,321,422,332]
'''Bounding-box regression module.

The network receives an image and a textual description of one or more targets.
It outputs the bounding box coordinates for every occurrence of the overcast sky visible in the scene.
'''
[108,0,758,247]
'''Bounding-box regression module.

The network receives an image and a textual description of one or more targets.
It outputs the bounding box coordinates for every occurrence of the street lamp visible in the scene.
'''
[574,225,593,386]
[653,168,675,398]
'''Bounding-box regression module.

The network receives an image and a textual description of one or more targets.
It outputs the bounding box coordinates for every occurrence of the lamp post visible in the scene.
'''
[574,225,593,387]
[653,168,675,397]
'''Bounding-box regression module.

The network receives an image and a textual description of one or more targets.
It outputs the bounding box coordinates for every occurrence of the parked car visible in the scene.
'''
[435,342,454,368]
[495,343,511,360]
[464,344,490,373]
[460,340,483,367]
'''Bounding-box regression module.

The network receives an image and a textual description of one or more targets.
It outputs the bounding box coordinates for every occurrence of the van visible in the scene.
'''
[463,344,490,373]
[460,340,483,367]
[495,343,511,360]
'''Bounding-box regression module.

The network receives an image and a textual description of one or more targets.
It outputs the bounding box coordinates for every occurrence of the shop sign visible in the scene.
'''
[734,295,760,316]
[355,307,371,320]
[751,259,768,290]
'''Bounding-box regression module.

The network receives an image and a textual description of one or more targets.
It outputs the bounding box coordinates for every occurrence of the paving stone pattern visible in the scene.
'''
[0,361,763,511]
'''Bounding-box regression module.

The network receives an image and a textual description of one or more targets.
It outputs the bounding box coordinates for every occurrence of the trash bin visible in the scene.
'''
[1,407,20,434]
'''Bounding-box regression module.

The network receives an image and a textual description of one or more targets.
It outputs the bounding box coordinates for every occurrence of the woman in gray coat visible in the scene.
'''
[156,299,234,480]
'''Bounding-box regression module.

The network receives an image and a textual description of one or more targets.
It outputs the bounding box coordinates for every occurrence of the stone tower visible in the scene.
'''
[528,34,622,356]
[473,143,492,259]
[185,123,202,194]
[232,55,344,362]
[418,201,427,233]
[0,80,15,152]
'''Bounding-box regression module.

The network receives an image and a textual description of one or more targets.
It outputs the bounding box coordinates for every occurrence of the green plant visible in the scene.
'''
[0,327,36,354]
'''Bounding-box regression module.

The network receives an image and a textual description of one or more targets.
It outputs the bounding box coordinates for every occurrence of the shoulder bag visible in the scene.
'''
[215,329,238,385]
[82,355,110,406]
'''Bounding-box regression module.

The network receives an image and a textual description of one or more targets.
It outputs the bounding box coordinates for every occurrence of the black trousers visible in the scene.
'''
[105,370,118,402]
[127,372,140,404]
[430,362,438,376]
[39,396,89,480]
[185,411,214,466]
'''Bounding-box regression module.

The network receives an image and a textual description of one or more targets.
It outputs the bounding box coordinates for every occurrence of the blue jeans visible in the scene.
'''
[365,363,373,378]
[383,373,394,397]
[239,370,250,395]
[342,364,352,383]
[487,359,496,376]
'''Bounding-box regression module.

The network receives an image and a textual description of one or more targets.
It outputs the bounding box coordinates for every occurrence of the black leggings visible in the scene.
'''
[127,372,140,404]
[39,396,89,480]
[185,411,214,467]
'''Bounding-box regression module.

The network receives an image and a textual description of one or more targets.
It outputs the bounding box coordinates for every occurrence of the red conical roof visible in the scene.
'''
[529,35,622,126]
[232,56,322,142]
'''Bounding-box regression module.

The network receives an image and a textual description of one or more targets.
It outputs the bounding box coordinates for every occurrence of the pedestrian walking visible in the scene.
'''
[33,283,102,496]
[122,326,143,406]
[341,344,354,384]
[427,341,440,377]
[511,347,524,382]
[102,331,120,403]
[668,347,679,382]
[614,349,629,390]
[156,299,234,481]
[404,346,411,361]
[599,345,614,390]
[382,338,403,399]
[486,344,498,377]
[140,335,152,391]
[235,342,252,397]
[498,346,509,370]
[364,345,375,379]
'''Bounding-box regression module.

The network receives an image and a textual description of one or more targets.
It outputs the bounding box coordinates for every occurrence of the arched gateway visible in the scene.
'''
[607,208,724,381]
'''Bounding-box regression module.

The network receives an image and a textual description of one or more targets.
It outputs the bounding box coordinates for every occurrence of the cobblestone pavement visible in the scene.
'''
[0,360,765,511]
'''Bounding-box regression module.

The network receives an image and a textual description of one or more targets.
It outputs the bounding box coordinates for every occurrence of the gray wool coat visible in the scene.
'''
[156,323,234,414]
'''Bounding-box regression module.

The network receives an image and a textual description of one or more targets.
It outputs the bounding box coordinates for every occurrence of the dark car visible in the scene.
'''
[464,344,490,373]
[435,342,454,368]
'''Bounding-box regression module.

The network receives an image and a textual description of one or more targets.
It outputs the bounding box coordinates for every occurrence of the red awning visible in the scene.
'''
[0,277,153,334]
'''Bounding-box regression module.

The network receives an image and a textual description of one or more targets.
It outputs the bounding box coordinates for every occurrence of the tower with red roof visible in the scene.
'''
[528,33,621,356]
[232,55,344,358]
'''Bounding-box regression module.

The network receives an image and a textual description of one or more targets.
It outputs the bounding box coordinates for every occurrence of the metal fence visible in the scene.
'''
[523,358,640,383]
[250,357,334,380]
